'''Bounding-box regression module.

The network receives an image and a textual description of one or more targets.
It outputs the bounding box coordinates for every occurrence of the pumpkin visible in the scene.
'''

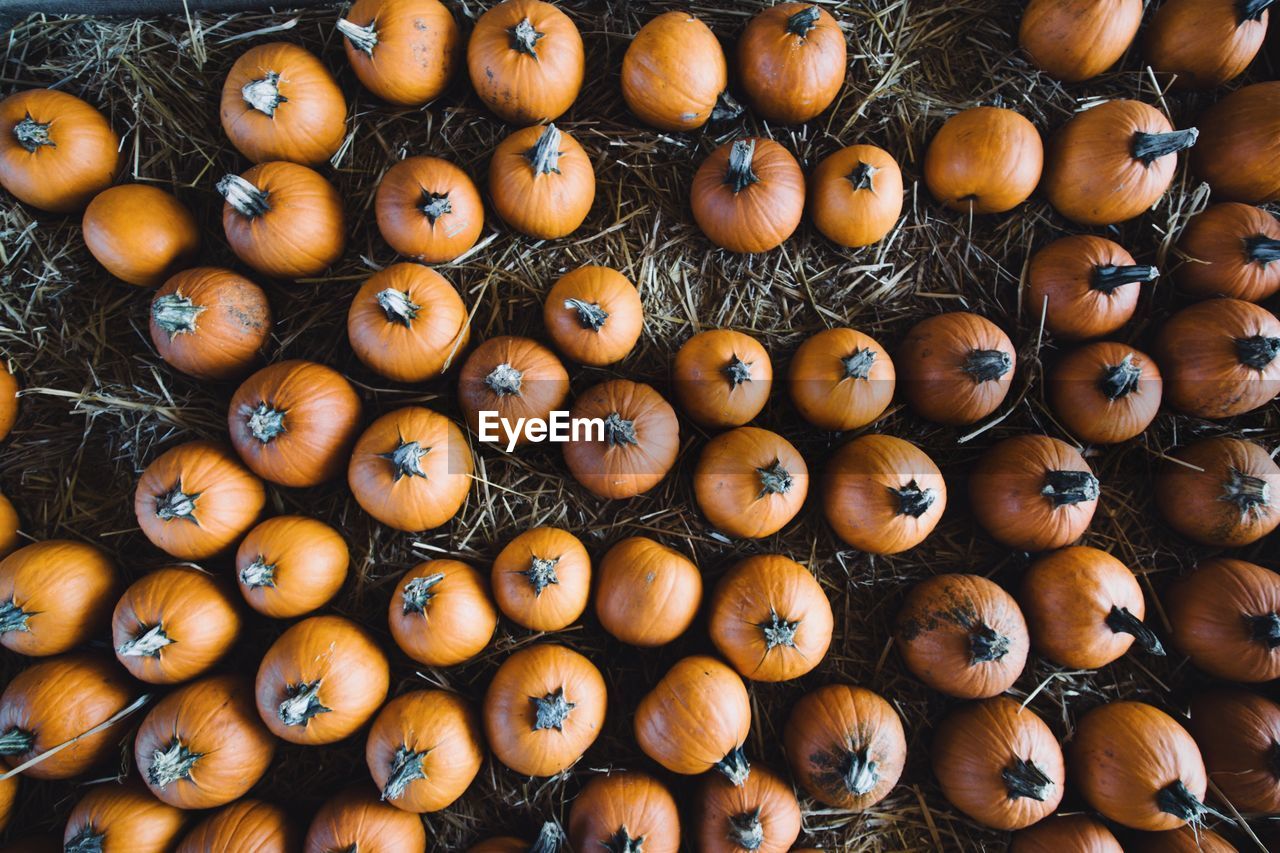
[1177,203,1280,302]
[1018,0,1143,82]
[933,697,1065,831]
[304,789,427,853]
[634,655,752,784]
[1188,688,1280,814]
[1164,557,1280,682]
[783,684,906,811]
[468,823,563,853]
[338,0,461,106]
[82,185,199,287]
[594,536,702,647]
[134,440,266,560]
[482,643,606,777]
[709,554,832,682]
[691,138,805,254]
[1026,235,1157,340]
[562,379,680,499]
[220,42,346,164]
[255,614,391,745]
[375,156,483,262]
[1155,438,1279,548]
[1154,298,1280,418]
[348,262,470,383]
[365,689,484,812]
[896,573,1030,699]
[1192,82,1280,203]
[809,144,903,248]
[0,653,135,780]
[112,566,241,684]
[621,11,737,131]
[62,784,186,853]
[924,107,1043,214]
[219,161,346,280]
[694,427,808,539]
[236,515,349,619]
[0,88,119,213]
[0,360,16,441]
[1011,814,1123,853]
[489,123,595,239]
[822,434,947,554]
[1129,826,1238,853]
[968,434,1100,552]
[737,3,846,124]
[672,329,772,429]
[150,267,273,381]
[1071,700,1212,831]
[389,559,497,667]
[177,799,296,853]
[696,764,801,853]
[467,0,584,124]
[347,406,474,531]
[0,774,14,833]
[134,674,275,809]
[568,770,680,853]
[543,265,643,366]
[491,526,590,633]
[788,327,895,431]
[896,312,1016,425]
[1146,0,1273,89]
[1044,100,1198,225]
[0,492,17,557]
[1047,342,1162,444]
[458,336,570,446]
[0,539,116,656]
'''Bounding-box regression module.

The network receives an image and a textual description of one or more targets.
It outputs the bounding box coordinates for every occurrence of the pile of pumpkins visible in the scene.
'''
[0,0,1278,850]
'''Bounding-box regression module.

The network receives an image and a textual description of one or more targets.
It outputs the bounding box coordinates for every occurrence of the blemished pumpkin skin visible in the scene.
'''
[783,684,907,811]
[1146,0,1273,90]
[135,440,266,560]
[338,0,461,106]
[1048,342,1162,444]
[895,573,1030,699]
[1129,826,1238,853]
[1018,0,1143,83]
[0,539,116,656]
[150,268,273,381]
[709,554,833,683]
[468,823,563,853]
[924,107,1044,214]
[254,615,391,745]
[112,566,242,685]
[375,156,483,263]
[389,559,497,667]
[621,12,736,132]
[219,42,346,165]
[673,329,772,429]
[694,427,808,539]
[697,764,801,853]
[347,406,474,532]
[543,266,643,366]
[1193,82,1280,203]
[467,0,584,124]
[594,536,702,647]
[788,327,895,431]
[692,138,805,254]
[0,493,18,558]
[1155,438,1280,549]
[1010,814,1123,853]
[1164,557,1280,683]
[236,515,349,619]
[1177,203,1280,302]
[458,336,570,447]
[1044,100,1199,226]
[82,184,200,287]
[896,312,1016,425]
[348,263,470,383]
[562,379,680,500]
[569,771,680,853]
[1071,701,1212,831]
[968,434,1100,552]
[0,653,136,781]
[737,3,846,125]
[176,799,297,853]
[491,526,590,633]
[1026,236,1157,340]
[809,145,904,249]
[490,123,595,239]
[303,789,427,853]
[822,434,947,555]
[1188,688,1280,814]
[0,360,16,441]
[62,784,187,853]
[365,689,484,813]
[0,88,119,213]
[483,643,607,777]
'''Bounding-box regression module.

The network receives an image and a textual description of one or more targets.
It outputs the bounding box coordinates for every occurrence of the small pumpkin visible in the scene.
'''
[1155,437,1279,548]
[691,138,805,254]
[304,789,427,853]
[0,88,119,213]
[1164,557,1280,682]
[150,267,273,381]
[365,689,484,812]
[809,144,904,248]
[896,573,1030,699]
[0,493,17,558]
[1176,203,1280,302]
[924,107,1043,214]
[543,265,643,366]
[672,329,772,429]
[822,434,947,554]
[1188,688,1280,814]
[491,526,590,633]
[236,515,349,619]
[62,784,186,853]
[783,683,906,811]
[1026,235,1158,340]
[177,799,296,853]
[468,823,563,853]
[737,3,846,124]
[594,536,702,647]
[375,156,483,262]
[0,539,116,656]
[568,770,680,853]
[697,764,801,853]
[389,559,497,667]
[348,262,470,383]
[0,360,16,441]
[1129,826,1238,853]
[467,0,584,124]
[1047,342,1162,444]
[1192,82,1280,203]
[338,0,461,106]
[562,379,680,500]
[82,185,199,287]
[1018,0,1143,82]
[896,312,1016,425]
[219,42,346,165]
[489,123,595,239]
[1146,0,1273,89]
[482,643,606,777]
[458,336,570,446]
[621,11,737,131]
[694,427,808,539]
[1011,814,1123,853]
[932,697,1065,831]
[788,327,895,431]
[255,614,391,745]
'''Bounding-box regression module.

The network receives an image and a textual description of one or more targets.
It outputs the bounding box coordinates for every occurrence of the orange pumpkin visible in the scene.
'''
[568,770,680,853]
[1129,826,1239,853]
[809,144,904,248]
[177,799,297,853]
[1146,0,1273,89]
[304,789,427,852]
[1192,82,1280,203]
[1018,0,1143,82]
[0,774,15,834]
[62,783,186,853]
[924,107,1043,214]
[694,427,807,539]
[491,526,590,632]
[365,689,484,812]
[82,185,199,287]
[1026,235,1157,340]
[458,336,570,446]
[0,539,116,656]
[897,312,1016,424]
[1176,203,1280,302]
[375,156,483,262]
[468,823,563,853]
[0,88,119,213]
[672,329,772,429]
[489,123,595,239]
[788,327,895,431]
[594,536,701,647]
[389,559,497,667]
[1011,814,1123,853]
[1188,688,1280,814]
[150,267,273,381]
[543,266,643,366]
[691,138,805,253]
[1047,342,1162,444]
[1165,557,1280,683]
[696,764,801,853]
[236,515,349,619]
[562,379,680,499]
[0,360,16,441]
[823,434,946,555]
[467,0,584,124]
[621,11,737,131]
[1156,437,1280,548]
[348,262,470,383]
[737,3,846,124]
[339,0,461,106]
[0,492,18,558]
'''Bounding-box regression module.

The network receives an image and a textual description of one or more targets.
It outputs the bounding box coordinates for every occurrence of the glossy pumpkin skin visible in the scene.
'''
[1128,826,1238,853]
[1027,235,1155,340]
[304,789,427,853]
[1147,0,1271,89]
[0,492,17,558]
[697,764,801,853]
[896,573,1030,699]
[339,0,461,106]
[673,329,772,428]
[1177,203,1280,302]
[236,515,349,619]
[896,312,1016,425]
[595,536,701,647]
[1155,438,1280,548]
[694,427,808,539]
[0,539,116,656]
[348,262,470,383]
[1155,298,1280,418]
[0,88,119,213]
[458,336,569,446]
[692,137,805,253]
[150,267,273,381]
[389,559,497,667]
[220,42,346,164]
[375,156,483,262]
[176,799,296,853]
[622,12,730,131]
[544,265,643,366]
[789,327,895,431]
[823,434,947,554]
[112,566,242,684]
[490,123,595,239]
[783,684,906,811]
[1010,814,1123,853]
[563,379,680,499]
[1165,557,1280,683]
[1048,342,1162,444]
[924,107,1043,214]
[467,0,584,124]
[365,689,484,813]
[1018,0,1142,82]
[62,784,186,853]
[569,770,680,853]
[255,614,391,745]
[809,144,903,248]
[0,361,16,441]
[1193,82,1280,203]
[82,185,200,287]
[491,526,590,632]
[737,3,846,124]
[1188,688,1280,814]
[634,655,752,779]
[483,643,606,777]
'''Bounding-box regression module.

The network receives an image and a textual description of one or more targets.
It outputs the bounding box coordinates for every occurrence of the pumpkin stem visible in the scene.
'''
[147,737,203,789]
[240,556,276,589]
[117,623,174,658]
[377,288,420,327]
[711,90,744,122]
[1105,605,1166,656]
[1131,128,1199,166]
[525,123,563,175]
[530,686,576,732]
[278,680,331,727]
[758,607,800,649]
[379,438,429,481]
[724,354,754,387]
[727,808,765,851]
[724,139,761,194]
[420,190,452,225]
[962,348,1012,383]
[508,16,545,58]
[64,828,106,853]
[0,726,35,755]
[838,744,881,796]
[1245,234,1280,264]
[241,70,288,116]
[1239,0,1277,23]
[1234,334,1280,370]
[485,362,524,396]
[529,822,565,853]
[756,459,794,497]
[890,479,938,519]
[217,174,270,217]
[1156,779,1209,820]
[846,161,878,192]
[151,292,205,338]
[13,114,53,152]
[523,555,560,596]
[786,5,821,36]
[603,412,638,446]
[244,401,287,443]
[1220,466,1272,518]
[1001,757,1055,802]
[1090,263,1159,293]
[714,744,752,786]
[1247,612,1280,649]
[155,483,200,522]
[1040,469,1100,507]
[1098,354,1142,401]
[0,599,32,634]
[401,572,445,614]
[381,744,429,801]
[968,622,1010,664]
[565,297,609,331]
[842,347,877,379]
[602,827,645,853]
[336,16,378,55]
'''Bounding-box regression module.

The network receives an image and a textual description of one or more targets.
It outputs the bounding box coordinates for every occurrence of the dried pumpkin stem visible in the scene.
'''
[217,174,270,217]
[524,555,560,595]
[714,744,751,786]
[1105,605,1166,656]
[842,347,877,379]
[151,292,205,337]
[0,727,34,755]
[64,828,105,853]
[377,288,420,327]
[241,71,288,116]
[838,744,880,796]
[1245,234,1280,263]
[379,438,429,481]
[604,412,638,446]
[117,623,173,658]
[382,745,429,801]
[1131,127,1199,165]
[155,484,200,522]
[786,5,821,36]
[0,599,31,634]
[240,557,276,589]
[402,573,445,614]
[1234,333,1280,370]
[1156,779,1208,820]
[711,90,744,122]
[724,354,754,386]
[962,348,1011,382]
[336,17,378,55]
[1091,263,1159,292]
[530,687,575,732]
[1248,612,1280,649]
[13,115,53,152]
[420,190,452,224]
[508,17,545,57]
[727,808,765,851]
[147,738,203,789]
[485,362,525,396]
[278,680,331,727]
[756,459,793,497]
[968,622,1010,664]
[890,479,937,518]
[525,124,563,175]
[245,401,287,443]
[602,828,644,853]
[529,822,565,853]
[565,298,609,331]
[846,161,878,192]
[1240,0,1277,22]
[758,607,800,649]
[1098,354,1142,401]
[1001,757,1054,801]
[1221,466,1271,517]
[1040,470,1100,507]
[724,139,761,194]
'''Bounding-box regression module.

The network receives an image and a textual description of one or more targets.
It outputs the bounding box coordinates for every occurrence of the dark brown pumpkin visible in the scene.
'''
[691,138,805,254]
[1047,342,1162,444]
[1176,202,1280,302]
[1026,235,1157,340]
[1188,688,1280,814]
[1155,437,1279,548]
[897,312,1016,425]
[1192,82,1280,203]
[1146,0,1274,89]
[737,3,847,125]
[1165,557,1280,683]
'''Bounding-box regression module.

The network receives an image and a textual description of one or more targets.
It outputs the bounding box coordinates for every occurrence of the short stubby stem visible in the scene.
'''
[714,744,751,786]
[728,808,765,851]
[0,599,32,634]
[524,124,563,175]
[420,190,451,225]
[1221,466,1272,518]
[151,292,205,338]
[531,686,575,732]
[379,439,429,481]
[242,71,288,116]
[1132,128,1199,166]
[724,354,754,386]
[846,161,878,192]
[524,555,560,596]
[485,362,524,397]
[240,557,276,589]
[402,573,445,614]
[117,623,173,658]
[889,479,938,519]
[508,17,545,57]
[377,288,420,327]
[336,17,378,55]
[565,298,608,331]
[1091,263,1159,293]
[711,91,744,123]
[14,115,53,152]
[758,607,800,650]
[1234,334,1280,370]
[155,483,200,522]
[962,348,1012,383]
[381,744,428,801]
[1002,757,1054,802]
[725,139,761,194]
[217,174,270,217]
[603,412,638,447]
[1041,469,1100,507]
[147,738,203,789]
[842,347,877,379]
[1098,354,1142,401]
[602,828,644,853]
[1105,605,1165,655]
[278,680,331,727]
[839,744,880,796]
[1245,234,1280,264]
[756,459,793,497]
[969,622,1010,664]
[244,401,287,443]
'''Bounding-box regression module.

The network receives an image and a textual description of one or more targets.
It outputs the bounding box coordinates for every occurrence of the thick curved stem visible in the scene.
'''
[523,556,560,596]
[1091,264,1158,293]
[524,124,562,175]
[1098,354,1142,400]
[1105,605,1165,655]
[565,298,608,330]
[1132,128,1199,165]
[756,459,793,497]
[151,292,205,338]
[1041,470,1100,507]
[117,624,173,658]
[485,362,524,397]
[336,17,378,55]
[377,288,420,327]
[711,90,744,122]
[846,161,878,192]
[402,572,445,614]
[1156,779,1207,820]
[758,607,800,650]
[278,680,331,727]
[217,174,270,217]
[508,17,544,57]
[969,622,1010,664]
[244,401,287,443]
[724,354,754,386]
[0,599,32,634]
[529,822,565,853]
[1002,757,1054,802]
[842,347,876,379]
[1248,612,1280,649]
[890,479,938,518]
[420,190,452,225]
[728,808,764,851]
[715,744,751,786]
[0,727,34,755]
[381,745,428,801]
[147,738,203,789]
[838,744,880,796]
[1245,234,1280,264]
[962,348,1011,382]
[379,438,429,481]
[786,5,821,36]
[530,687,575,732]
[1234,334,1280,370]
[155,484,200,522]
[725,139,760,194]
[1221,466,1272,518]
[14,115,53,152]
[604,412,638,446]
[1240,0,1277,22]
[242,71,287,116]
